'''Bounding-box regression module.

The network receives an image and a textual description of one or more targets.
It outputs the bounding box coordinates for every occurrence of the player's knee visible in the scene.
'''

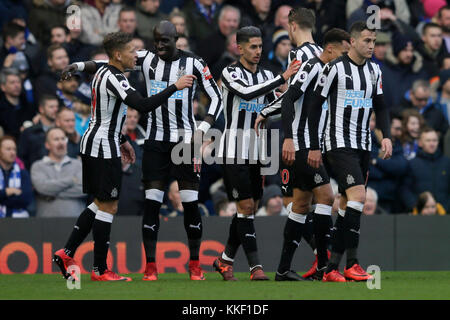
[97,200,118,215]
[178,180,199,192]
[292,201,310,214]
[144,180,166,191]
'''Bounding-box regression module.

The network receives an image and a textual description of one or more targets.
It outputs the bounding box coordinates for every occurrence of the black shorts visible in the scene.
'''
[290,150,330,191]
[325,148,370,194]
[222,162,264,202]
[142,140,201,186]
[81,154,122,201]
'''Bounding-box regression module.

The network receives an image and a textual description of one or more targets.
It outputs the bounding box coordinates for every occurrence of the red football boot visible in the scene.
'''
[213,258,237,281]
[344,264,374,282]
[142,262,158,281]
[53,249,79,281]
[189,260,205,280]
[91,270,132,282]
[322,270,346,282]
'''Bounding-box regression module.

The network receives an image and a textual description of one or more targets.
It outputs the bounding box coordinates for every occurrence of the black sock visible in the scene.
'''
[313,214,333,269]
[92,214,112,275]
[344,206,362,268]
[64,207,96,257]
[302,211,316,251]
[277,217,304,274]
[142,199,161,263]
[236,215,260,269]
[183,201,202,261]
[327,213,345,273]
[224,214,240,261]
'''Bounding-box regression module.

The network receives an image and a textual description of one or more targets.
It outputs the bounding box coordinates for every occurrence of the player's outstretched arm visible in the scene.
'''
[61,60,108,80]
[124,75,196,114]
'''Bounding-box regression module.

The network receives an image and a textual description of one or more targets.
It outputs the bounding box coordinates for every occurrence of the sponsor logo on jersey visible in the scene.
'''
[238,99,265,113]
[149,80,184,99]
[344,90,372,109]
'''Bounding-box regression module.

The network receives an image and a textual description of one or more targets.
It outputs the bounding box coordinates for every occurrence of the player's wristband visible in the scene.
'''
[197,121,211,134]
[75,62,85,71]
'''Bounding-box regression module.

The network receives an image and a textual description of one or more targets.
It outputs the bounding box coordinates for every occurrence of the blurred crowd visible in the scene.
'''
[0,0,449,218]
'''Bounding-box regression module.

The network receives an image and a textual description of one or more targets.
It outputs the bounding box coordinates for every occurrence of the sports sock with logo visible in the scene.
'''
[277,212,305,274]
[182,200,202,261]
[236,213,260,269]
[92,211,113,275]
[313,204,333,269]
[344,202,363,268]
[223,214,240,262]
[142,199,162,263]
[64,203,97,257]
[327,210,346,273]
[302,211,316,251]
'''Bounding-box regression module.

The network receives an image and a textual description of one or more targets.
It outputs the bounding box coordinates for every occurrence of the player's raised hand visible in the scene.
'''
[120,141,136,164]
[61,64,78,81]
[282,138,296,166]
[381,138,393,160]
[254,114,267,137]
[175,74,197,90]
[307,149,322,169]
[282,59,302,81]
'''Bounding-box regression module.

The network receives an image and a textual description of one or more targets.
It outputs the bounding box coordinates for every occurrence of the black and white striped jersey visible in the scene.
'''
[288,42,323,84]
[218,62,285,161]
[80,64,134,158]
[135,49,222,143]
[313,54,383,152]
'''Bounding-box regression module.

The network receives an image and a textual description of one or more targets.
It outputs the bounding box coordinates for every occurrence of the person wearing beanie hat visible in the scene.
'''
[256,184,286,216]
[381,31,428,107]
[264,28,292,75]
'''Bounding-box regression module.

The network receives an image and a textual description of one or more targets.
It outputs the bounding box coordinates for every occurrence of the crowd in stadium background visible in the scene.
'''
[0,0,449,219]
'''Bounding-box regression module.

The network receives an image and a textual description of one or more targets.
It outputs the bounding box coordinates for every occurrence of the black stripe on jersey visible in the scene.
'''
[161,60,172,140]
[342,59,353,149]
[84,66,108,156]
[148,55,159,141]
[176,55,187,131]
[365,63,377,150]
[106,86,122,157]
[356,66,367,149]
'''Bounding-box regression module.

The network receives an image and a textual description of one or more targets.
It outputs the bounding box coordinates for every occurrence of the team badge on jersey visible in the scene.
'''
[370,71,376,86]
[176,66,186,79]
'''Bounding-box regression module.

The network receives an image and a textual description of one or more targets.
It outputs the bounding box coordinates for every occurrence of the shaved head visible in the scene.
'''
[154,20,178,40]
[153,20,179,60]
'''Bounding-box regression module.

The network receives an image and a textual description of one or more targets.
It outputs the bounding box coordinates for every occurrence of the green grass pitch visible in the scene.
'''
[1,272,449,300]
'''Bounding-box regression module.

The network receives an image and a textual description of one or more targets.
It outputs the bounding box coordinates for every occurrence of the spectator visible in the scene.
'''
[62,14,96,63]
[216,199,237,217]
[197,5,240,66]
[372,32,391,66]
[256,184,287,216]
[125,108,145,146]
[18,95,58,170]
[363,187,387,215]
[183,0,220,50]
[0,22,28,72]
[79,0,122,46]
[437,5,450,53]
[28,0,74,46]
[412,191,446,215]
[161,180,209,217]
[381,32,428,108]
[400,108,425,160]
[368,114,408,213]
[416,23,448,78]
[55,73,81,109]
[118,6,138,36]
[421,0,446,20]
[0,1,28,34]
[240,0,274,59]
[0,136,33,218]
[55,107,80,159]
[265,28,292,75]
[31,127,85,218]
[176,34,191,52]
[434,69,450,125]
[274,5,292,31]
[0,68,35,139]
[136,0,168,46]
[396,80,449,137]
[169,8,188,36]
[211,31,240,81]
[347,0,411,27]
[34,44,69,101]
[401,127,450,212]
[50,25,71,45]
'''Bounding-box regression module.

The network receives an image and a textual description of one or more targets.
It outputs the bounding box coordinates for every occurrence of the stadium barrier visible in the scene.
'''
[0,215,449,274]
